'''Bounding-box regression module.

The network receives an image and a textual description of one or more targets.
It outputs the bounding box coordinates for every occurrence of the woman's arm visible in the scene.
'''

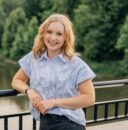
[55,79,95,109]
[12,68,29,93]
[38,79,95,114]
[12,68,43,108]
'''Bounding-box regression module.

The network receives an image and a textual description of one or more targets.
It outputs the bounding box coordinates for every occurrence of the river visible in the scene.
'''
[0,63,128,116]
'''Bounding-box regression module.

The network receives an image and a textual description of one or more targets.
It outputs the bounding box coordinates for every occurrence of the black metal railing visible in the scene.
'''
[85,98,128,124]
[0,112,33,130]
[0,89,18,97]
[0,79,128,130]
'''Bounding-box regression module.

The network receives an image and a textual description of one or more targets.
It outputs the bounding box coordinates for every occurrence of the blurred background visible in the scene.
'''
[0,0,128,117]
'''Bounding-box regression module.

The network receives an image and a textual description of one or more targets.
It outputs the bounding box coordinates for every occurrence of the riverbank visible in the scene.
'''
[0,57,17,66]
[0,56,5,66]
[86,60,127,81]
[4,59,17,65]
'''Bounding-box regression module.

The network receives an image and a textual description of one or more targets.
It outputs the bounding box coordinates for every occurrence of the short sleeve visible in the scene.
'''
[76,62,96,86]
[18,52,32,78]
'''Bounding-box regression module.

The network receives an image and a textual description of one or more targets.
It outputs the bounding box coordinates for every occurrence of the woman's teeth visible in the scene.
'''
[49,42,57,45]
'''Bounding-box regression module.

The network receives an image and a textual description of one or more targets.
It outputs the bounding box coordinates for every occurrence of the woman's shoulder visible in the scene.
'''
[71,55,85,63]
[71,55,87,67]
[19,51,35,62]
[23,51,34,58]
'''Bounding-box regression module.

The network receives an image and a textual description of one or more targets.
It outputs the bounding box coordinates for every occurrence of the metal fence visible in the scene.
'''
[0,79,128,130]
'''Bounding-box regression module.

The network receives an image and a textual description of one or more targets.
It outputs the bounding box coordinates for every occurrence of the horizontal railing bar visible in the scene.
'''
[95,98,128,105]
[93,79,128,87]
[0,89,19,97]
[0,112,30,119]
[94,84,125,89]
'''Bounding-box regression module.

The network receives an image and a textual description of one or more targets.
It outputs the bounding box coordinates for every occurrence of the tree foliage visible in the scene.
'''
[0,0,128,75]
[116,15,128,73]
[74,0,126,61]
[2,8,27,57]
[10,16,38,60]
[0,0,23,48]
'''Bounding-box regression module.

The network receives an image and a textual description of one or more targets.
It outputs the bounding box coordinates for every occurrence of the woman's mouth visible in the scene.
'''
[49,41,57,45]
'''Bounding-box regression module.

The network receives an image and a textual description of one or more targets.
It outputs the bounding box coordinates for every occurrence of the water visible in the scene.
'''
[0,63,128,116]
[0,63,28,115]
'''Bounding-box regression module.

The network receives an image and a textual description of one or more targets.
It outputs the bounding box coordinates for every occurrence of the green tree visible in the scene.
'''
[116,15,128,74]
[23,0,42,20]
[1,8,27,57]
[116,16,128,50]
[74,4,99,55]
[51,0,80,18]
[0,0,23,15]
[39,0,56,22]
[10,16,38,60]
[39,0,81,23]
[0,7,6,48]
[10,25,25,60]
[123,49,128,73]
[0,0,23,49]
[23,16,38,53]
[74,0,126,61]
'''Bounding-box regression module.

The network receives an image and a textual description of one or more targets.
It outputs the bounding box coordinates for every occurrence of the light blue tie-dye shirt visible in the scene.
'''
[18,51,96,125]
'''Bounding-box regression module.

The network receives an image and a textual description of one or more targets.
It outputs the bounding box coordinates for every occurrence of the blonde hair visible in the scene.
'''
[32,13,79,59]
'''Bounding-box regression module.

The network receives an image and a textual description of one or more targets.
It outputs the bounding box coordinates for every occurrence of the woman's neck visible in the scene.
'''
[47,50,62,59]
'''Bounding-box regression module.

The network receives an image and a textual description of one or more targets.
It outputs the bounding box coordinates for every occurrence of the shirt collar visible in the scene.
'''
[38,51,48,61]
[58,53,69,63]
[38,51,69,63]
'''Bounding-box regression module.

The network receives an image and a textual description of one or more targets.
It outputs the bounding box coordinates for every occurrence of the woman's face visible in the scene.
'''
[44,21,65,54]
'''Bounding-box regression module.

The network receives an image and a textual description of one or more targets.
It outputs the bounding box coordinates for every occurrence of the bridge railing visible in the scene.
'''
[85,98,128,124]
[0,79,128,130]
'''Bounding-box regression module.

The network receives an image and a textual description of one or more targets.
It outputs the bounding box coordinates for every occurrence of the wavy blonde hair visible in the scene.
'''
[32,13,79,59]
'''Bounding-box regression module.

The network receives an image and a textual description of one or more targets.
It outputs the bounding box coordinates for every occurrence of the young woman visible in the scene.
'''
[12,13,96,130]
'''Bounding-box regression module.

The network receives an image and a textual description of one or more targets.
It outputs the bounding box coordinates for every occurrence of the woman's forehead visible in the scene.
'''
[47,21,65,31]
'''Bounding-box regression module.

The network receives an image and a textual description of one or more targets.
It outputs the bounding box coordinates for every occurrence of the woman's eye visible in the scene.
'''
[57,32,62,36]
[47,30,52,34]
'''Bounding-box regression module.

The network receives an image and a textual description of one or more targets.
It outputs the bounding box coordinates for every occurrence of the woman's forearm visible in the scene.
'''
[12,69,29,94]
[12,79,28,94]
[54,94,95,109]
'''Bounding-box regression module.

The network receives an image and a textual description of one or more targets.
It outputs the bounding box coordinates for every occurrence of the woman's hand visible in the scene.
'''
[37,99,56,114]
[27,89,43,109]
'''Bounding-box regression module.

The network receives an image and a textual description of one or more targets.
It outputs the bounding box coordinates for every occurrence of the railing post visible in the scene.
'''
[104,104,109,119]
[84,108,87,117]
[125,101,128,116]
[115,102,119,118]
[4,117,8,130]
[33,118,36,130]
[19,115,22,130]
[94,105,98,121]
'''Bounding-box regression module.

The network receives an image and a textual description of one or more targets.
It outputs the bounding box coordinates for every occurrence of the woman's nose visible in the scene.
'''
[50,33,57,40]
